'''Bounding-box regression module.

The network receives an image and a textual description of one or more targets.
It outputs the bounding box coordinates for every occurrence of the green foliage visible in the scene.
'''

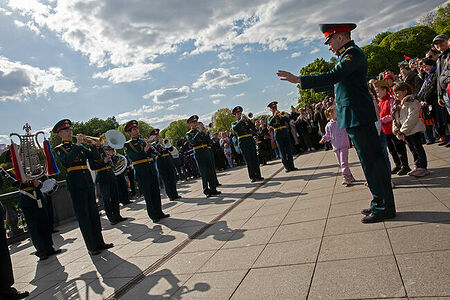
[431,4,450,34]
[212,108,236,131]
[370,32,391,45]
[297,58,335,107]
[378,26,437,58]
[361,44,403,79]
[162,119,190,143]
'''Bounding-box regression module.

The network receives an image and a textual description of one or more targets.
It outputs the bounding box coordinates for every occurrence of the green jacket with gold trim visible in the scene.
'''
[300,40,377,129]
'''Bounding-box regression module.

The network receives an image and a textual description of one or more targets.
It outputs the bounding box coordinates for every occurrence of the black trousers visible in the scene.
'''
[405,132,427,169]
[386,134,409,169]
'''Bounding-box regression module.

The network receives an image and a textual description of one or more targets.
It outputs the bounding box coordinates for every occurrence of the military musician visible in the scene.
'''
[150,129,181,201]
[53,119,113,255]
[185,115,221,197]
[231,106,264,182]
[267,102,298,172]
[123,120,169,222]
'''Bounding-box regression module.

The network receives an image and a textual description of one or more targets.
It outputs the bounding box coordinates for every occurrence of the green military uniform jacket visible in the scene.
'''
[124,138,156,167]
[300,40,377,129]
[232,119,257,140]
[54,141,95,190]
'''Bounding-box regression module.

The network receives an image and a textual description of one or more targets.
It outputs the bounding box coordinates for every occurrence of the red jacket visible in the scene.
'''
[378,94,394,135]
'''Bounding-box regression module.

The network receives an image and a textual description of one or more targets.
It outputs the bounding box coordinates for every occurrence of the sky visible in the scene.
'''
[0,0,447,144]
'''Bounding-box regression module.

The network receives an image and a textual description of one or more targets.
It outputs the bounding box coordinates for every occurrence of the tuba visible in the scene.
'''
[111,153,127,175]
[105,129,126,149]
[163,138,172,149]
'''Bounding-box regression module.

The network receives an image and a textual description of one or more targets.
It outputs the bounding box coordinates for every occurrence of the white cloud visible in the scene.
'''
[14,20,25,27]
[193,68,250,90]
[235,92,245,97]
[0,56,78,101]
[141,114,190,125]
[310,48,320,54]
[291,51,302,58]
[5,0,444,79]
[209,93,225,98]
[218,52,232,60]
[93,63,163,83]
[143,86,190,104]
[116,105,164,123]
[167,104,179,110]
[212,99,221,104]
[0,135,9,145]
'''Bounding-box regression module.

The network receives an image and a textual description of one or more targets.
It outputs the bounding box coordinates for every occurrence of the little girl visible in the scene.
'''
[320,105,355,185]
[392,82,429,177]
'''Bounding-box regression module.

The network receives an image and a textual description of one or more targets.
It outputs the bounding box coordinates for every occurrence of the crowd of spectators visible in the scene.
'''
[157,34,449,183]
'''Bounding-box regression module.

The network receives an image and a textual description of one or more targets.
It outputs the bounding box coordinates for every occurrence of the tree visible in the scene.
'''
[212,108,236,131]
[361,44,403,79]
[297,58,336,107]
[162,119,190,144]
[378,26,437,58]
[417,11,437,27]
[431,4,450,35]
[370,32,391,46]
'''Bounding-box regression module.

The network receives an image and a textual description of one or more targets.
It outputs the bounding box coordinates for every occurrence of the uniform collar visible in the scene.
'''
[63,141,72,146]
[337,40,355,56]
[132,137,139,141]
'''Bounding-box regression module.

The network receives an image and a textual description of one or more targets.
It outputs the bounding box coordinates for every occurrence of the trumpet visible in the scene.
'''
[275,110,289,117]
[72,134,104,145]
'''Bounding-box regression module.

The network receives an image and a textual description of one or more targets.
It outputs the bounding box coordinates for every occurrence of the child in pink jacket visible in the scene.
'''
[320,105,355,185]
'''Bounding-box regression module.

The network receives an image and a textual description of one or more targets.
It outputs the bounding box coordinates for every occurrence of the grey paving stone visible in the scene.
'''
[331,188,372,204]
[319,229,392,261]
[328,199,370,218]
[282,204,329,224]
[222,226,277,249]
[154,250,215,275]
[120,272,192,300]
[231,264,314,299]
[396,250,450,297]
[198,245,264,272]
[170,270,247,300]
[325,213,385,236]
[384,201,450,229]
[309,256,406,299]
[240,213,285,230]
[253,238,321,267]
[270,219,326,243]
[388,222,450,254]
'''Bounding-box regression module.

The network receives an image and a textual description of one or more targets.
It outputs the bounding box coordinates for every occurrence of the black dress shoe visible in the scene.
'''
[361,208,371,216]
[205,193,213,198]
[391,166,401,174]
[217,183,222,186]
[396,167,411,176]
[160,213,170,219]
[211,190,221,195]
[152,218,161,223]
[110,220,118,225]
[361,213,386,223]
[290,167,299,171]
[48,249,62,256]
[170,195,182,201]
[285,169,291,173]
[89,249,102,256]
[257,177,264,181]
[100,243,114,250]
[251,178,257,182]
[1,288,29,299]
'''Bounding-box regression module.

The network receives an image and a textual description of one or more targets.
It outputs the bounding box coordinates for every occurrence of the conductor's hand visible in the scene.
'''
[277,70,300,84]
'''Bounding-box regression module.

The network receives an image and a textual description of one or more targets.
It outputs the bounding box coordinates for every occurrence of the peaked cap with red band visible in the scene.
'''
[267,101,278,109]
[125,120,138,132]
[150,128,160,136]
[187,115,199,124]
[232,106,243,115]
[320,23,356,44]
[52,119,72,133]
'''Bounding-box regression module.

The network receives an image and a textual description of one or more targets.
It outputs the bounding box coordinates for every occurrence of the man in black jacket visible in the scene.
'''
[433,34,450,147]
[418,59,438,144]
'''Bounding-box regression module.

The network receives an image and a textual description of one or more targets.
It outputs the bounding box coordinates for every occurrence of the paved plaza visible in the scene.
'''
[8,144,450,299]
